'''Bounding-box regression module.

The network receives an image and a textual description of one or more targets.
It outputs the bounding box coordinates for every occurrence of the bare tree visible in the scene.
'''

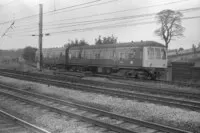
[192,44,197,53]
[155,9,185,49]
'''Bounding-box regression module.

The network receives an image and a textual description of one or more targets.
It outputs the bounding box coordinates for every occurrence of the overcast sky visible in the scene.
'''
[0,0,200,50]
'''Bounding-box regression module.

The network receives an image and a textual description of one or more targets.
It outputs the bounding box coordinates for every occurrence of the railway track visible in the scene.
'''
[94,74,200,88]
[0,83,192,133]
[53,70,200,88]
[0,69,200,100]
[0,108,50,133]
[0,71,200,111]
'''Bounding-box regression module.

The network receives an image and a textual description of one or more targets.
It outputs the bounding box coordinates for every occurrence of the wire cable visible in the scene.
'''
[11,6,200,33]
[0,0,113,25]
[0,0,191,26]
[7,8,200,35]
[43,0,191,24]
[8,14,200,38]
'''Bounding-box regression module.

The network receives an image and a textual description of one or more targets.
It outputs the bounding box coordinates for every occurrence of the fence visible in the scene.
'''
[171,62,200,82]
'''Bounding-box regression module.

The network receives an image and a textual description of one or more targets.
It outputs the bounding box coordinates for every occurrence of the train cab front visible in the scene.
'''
[142,46,167,79]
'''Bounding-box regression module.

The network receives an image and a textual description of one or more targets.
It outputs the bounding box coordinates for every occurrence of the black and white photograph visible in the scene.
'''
[0,0,200,133]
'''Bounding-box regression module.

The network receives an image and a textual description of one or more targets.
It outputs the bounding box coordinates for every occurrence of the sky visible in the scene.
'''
[0,0,200,50]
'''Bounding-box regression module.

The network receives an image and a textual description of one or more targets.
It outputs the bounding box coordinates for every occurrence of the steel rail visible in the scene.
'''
[0,72,200,111]
[92,73,200,88]
[0,85,192,133]
[54,72,200,99]
[0,91,153,133]
[54,70,200,88]
[0,109,51,133]
[0,69,199,100]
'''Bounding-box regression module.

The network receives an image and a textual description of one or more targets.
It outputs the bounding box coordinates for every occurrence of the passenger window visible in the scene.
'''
[155,48,161,59]
[111,51,116,60]
[128,49,136,59]
[120,53,125,60]
[76,51,78,58]
[148,47,154,59]
[128,53,134,59]
[95,53,100,59]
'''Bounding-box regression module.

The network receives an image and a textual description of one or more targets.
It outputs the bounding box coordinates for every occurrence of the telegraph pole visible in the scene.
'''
[38,4,43,71]
[33,4,49,70]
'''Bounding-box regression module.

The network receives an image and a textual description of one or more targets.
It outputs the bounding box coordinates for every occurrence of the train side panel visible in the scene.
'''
[69,48,116,67]
[68,46,144,68]
[115,46,143,68]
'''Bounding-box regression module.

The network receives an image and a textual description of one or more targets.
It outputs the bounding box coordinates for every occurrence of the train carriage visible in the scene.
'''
[36,47,66,69]
[66,41,167,79]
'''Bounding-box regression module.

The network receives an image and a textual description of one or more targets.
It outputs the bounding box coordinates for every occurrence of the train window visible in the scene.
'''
[104,50,110,59]
[74,53,76,58]
[75,51,78,58]
[128,53,134,59]
[148,47,154,59]
[112,50,116,58]
[95,53,100,59]
[128,48,136,59]
[89,50,92,59]
[85,51,88,59]
[119,53,125,60]
[139,49,142,59]
[69,53,72,59]
[161,48,166,59]
[125,53,129,59]
[80,52,83,58]
[155,48,161,59]
[89,51,94,59]
[100,50,104,59]
[109,50,116,59]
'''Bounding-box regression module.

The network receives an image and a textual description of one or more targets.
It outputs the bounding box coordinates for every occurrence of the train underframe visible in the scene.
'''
[43,62,165,80]
[66,65,165,80]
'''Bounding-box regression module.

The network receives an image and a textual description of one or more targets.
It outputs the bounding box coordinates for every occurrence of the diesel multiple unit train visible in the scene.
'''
[36,41,167,79]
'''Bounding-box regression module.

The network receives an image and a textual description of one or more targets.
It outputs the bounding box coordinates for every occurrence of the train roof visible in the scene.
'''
[70,41,165,50]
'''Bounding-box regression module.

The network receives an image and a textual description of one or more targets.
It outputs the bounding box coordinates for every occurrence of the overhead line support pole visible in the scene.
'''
[39,4,43,71]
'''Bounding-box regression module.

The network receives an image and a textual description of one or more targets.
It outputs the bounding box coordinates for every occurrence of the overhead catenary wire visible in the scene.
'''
[0,0,115,25]
[44,0,107,14]
[45,15,200,35]
[42,0,192,18]
[12,15,153,32]
[2,0,199,36]
[9,3,200,31]
[8,6,200,34]
[43,0,118,16]
[0,0,193,26]
[2,0,112,28]
[1,0,182,28]
[7,15,200,38]
[43,0,191,24]
[42,6,199,28]
[1,21,15,38]
[7,14,200,36]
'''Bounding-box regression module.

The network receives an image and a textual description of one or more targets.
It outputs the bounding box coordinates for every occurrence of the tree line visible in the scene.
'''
[64,34,118,47]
